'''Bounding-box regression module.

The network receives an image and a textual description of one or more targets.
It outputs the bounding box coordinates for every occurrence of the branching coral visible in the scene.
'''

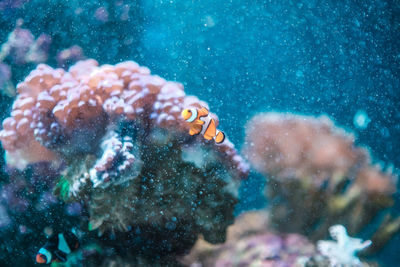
[0,59,248,258]
[243,112,398,251]
[317,224,371,267]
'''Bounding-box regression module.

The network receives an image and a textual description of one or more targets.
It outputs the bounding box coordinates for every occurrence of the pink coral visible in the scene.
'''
[244,113,367,187]
[243,112,398,251]
[0,59,248,178]
[355,166,396,196]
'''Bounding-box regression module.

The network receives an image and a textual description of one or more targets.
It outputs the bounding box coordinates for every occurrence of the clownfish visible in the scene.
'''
[181,106,225,144]
[36,231,79,264]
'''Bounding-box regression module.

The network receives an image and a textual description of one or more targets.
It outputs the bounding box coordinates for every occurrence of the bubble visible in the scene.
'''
[353,110,371,129]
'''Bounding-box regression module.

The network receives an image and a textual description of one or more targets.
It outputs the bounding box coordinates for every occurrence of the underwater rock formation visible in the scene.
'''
[243,112,399,252]
[0,59,248,259]
[182,211,381,267]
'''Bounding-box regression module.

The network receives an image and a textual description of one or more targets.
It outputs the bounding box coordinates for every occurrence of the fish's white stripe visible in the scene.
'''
[58,233,71,254]
[214,129,220,138]
[186,108,197,122]
[200,115,212,135]
[39,248,52,264]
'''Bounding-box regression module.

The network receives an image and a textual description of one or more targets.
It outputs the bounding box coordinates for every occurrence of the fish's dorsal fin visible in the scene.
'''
[198,107,209,118]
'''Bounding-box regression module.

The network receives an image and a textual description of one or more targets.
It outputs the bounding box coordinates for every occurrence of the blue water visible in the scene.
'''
[0,0,399,266]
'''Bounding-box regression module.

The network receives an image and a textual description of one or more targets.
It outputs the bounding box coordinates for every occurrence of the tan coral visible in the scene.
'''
[243,112,398,251]
[244,113,367,186]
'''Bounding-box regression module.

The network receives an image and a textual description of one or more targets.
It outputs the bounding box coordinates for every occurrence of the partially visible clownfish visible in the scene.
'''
[181,106,225,144]
[36,231,79,264]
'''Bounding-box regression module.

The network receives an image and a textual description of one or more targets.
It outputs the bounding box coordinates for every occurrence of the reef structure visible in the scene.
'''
[243,112,399,252]
[0,59,249,258]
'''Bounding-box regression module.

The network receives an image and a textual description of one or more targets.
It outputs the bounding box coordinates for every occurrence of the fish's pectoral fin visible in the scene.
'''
[195,119,205,125]
[189,126,201,136]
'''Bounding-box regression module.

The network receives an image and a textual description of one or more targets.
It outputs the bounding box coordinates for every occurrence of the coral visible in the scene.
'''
[317,225,371,267]
[243,112,399,252]
[0,20,51,65]
[0,59,248,259]
[0,0,27,11]
[244,113,366,184]
[56,45,85,69]
[181,210,326,267]
[0,0,142,63]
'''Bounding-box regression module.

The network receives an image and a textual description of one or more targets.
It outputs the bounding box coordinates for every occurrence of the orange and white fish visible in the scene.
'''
[181,106,225,143]
[36,231,79,264]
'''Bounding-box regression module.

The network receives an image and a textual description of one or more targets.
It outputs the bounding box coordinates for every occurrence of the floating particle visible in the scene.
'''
[353,110,371,129]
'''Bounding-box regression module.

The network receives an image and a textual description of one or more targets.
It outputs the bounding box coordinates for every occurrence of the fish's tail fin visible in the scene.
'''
[214,131,225,144]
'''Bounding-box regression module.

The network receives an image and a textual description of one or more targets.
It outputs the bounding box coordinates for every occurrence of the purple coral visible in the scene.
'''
[0,0,28,11]
[56,45,85,69]
[182,211,321,267]
[0,22,51,65]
